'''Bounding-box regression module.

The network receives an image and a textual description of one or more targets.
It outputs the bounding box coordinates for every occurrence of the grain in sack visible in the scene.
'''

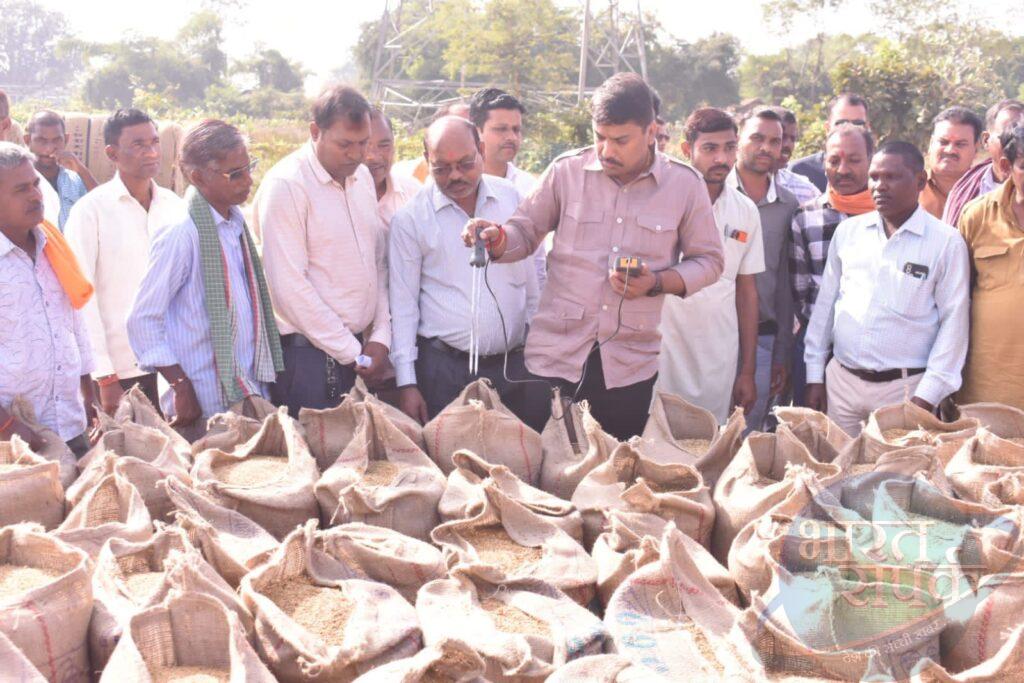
[0,524,93,683]
[433,485,597,606]
[315,400,445,541]
[539,391,618,500]
[637,392,744,488]
[315,523,446,604]
[110,385,192,460]
[191,395,278,456]
[440,449,583,542]
[945,429,1024,506]
[99,592,275,682]
[192,407,319,540]
[416,566,608,681]
[5,395,78,487]
[351,638,487,682]
[240,522,421,682]
[862,401,979,457]
[55,471,152,558]
[571,440,714,550]
[833,438,950,488]
[69,422,191,523]
[424,379,543,484]
[163,477,278,588]
[0,434,64,529]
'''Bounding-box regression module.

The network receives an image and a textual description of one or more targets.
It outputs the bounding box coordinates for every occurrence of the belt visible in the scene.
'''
[280,333,315,348]
[419,336,518,367]
[758,320,778,336]
[840,363,926,384]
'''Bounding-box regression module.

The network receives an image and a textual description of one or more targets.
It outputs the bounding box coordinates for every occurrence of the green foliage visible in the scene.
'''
[234,49,306,92]
[647,33,742,122]
[0,0,78,89]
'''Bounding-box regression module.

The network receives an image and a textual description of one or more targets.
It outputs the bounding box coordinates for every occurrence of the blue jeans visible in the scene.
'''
[747,333,775,433]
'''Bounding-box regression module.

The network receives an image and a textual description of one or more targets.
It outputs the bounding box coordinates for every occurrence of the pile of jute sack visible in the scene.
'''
[4,380,1024,682]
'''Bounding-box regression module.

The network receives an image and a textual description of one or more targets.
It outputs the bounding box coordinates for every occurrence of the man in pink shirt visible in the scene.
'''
[464,73,724,439]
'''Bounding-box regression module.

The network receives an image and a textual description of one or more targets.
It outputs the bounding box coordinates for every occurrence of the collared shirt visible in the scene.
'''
[53,168,88,230]
[377,170,423,229]
[253,143,391,364]
[127,205,266,419]
[65,173,185,379]
[790,151,827,192]
[727,168,799,367]
[804,206,970,405]
[389,176,539,387]
[920,173,952,219]
[496,147,723,389]
[957,180,1024,407]
[0,226,94,439]
[659,183,765,421]
[777,167,821,206]
[487,163,549,290]
[791,193,850,324]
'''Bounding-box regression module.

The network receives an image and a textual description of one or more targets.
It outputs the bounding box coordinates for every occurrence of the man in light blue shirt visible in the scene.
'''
[24,110,97,230]
[805,141,970,436]
[389,116,545,430]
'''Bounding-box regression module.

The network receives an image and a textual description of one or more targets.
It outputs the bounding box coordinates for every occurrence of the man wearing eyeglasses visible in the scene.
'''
[791,93,870,193]
[253,85,393,416]
[65,108,183,415]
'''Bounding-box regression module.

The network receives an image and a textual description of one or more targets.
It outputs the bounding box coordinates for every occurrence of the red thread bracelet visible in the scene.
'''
[0,415,14,434]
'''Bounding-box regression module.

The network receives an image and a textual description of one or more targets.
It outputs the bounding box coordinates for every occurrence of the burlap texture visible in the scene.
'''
[940,572,1024,675]
[424,379,543,484]
[0,628,46,682]
[111,385,192,461]
[833,438,951,492]
[314,400,445,540]
[99,592,275,682]
[7,395,78,488]
[0,524,93,683]
[862,402,979,459]
[55,471,152,558]
[163,477,278,588]
[416,566,608,681]
[192,408,319,540]
[637,392,745,487]
[546,654,671,682]
[571,440,714,551]
[958,402,1024,438]
[440,449,583,542]
[351,638,488,682]
[945,430,1024,506]
[0,434,64,529]
[539,393,618,500]
[433,485,597,606]
[192,395,278,456]
[774,406,853,455]
[240,522,421,682]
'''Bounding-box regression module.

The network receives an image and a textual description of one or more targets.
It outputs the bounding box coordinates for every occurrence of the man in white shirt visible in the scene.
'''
[805,141,970,436]
[254,85,392,415]
[366,107,421,229]
[389,116,545,429]
[771,106,821,206]
[659,108,765,422]
[66,108,184,415]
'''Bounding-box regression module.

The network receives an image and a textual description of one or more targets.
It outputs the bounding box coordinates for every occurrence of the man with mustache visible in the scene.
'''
[366,107,421,229]
[389,116,544,429]
[24,110,97,230]
[254,85,392,416]
[919,106,984,219]
[727,107,800,431]
[659,107,764,422]
[771,106,820,206]
[65,109,184,415]
[790,124,875,405]
[0,91,60,226]
[791,93,870,193]
[463,73,724,440]
[805,142,970,436]
[0,142,96,457]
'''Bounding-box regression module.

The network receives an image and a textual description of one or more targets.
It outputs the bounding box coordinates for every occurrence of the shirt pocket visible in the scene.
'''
[633,212,678,268]
[619,309,660,354]
[886,268,934,319]
[972,244,1011,292]
[563,201,607,251]
[549,296,586,335]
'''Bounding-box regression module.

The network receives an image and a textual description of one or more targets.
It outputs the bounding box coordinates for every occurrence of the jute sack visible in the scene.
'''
[604,526,763,680]
[315,523,446,604]
[945,430,1024,506]
[314,400,445,540]
[423,379,543,484]
[546,655,671,682]
[539,392,618,500]
[416,566,608,681]
[0,434,64,529]
[832,438,952,492]
[69,423,191,523]
[940,572,1024,674]
[433,485,597,606]
[710,425,839,562]
[192,408,319,540]
[88,526,254,673]
[914,624,1024,681]
[0,628,46,682]
[352,638,487,682]
[110,385,192,461]
[862,402,979,457]
[191,395,278,456]
[440,449,583,542]
[958,402,1024,439]
[154,121,186,194]
[774,406,853,454]
[163,477,278,588]
[0,524,93,683]
[7,395,78,487]
[350,379,425,448]
[99,592,275,682]
[571,440,715,551]
[55,471,152,558]
[240,522,421,682]
[637,392,744,487]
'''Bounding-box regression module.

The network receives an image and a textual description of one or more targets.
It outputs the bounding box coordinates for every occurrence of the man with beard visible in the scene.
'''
[366,107,421,229]
[771,106,820,206]
[919,106,984,219]
[805,142,969,436]
[24,110,97,229]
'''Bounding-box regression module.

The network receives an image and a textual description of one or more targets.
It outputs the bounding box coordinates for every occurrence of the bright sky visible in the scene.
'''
[37,0,1022,94]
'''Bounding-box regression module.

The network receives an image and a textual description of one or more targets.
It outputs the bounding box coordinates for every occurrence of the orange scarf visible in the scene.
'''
[827,186,875,216]
[40,221,93,309]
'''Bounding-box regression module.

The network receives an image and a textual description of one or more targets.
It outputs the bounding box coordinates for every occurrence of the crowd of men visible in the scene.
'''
[1,73,1023,458]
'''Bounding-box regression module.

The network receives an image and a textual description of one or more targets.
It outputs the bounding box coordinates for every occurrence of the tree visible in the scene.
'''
[647,32,742,121]
[235,48,305,92]
[0,0,79,90]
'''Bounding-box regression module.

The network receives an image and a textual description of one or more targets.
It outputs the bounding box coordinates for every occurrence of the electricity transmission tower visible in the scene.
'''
[369,0,648,127]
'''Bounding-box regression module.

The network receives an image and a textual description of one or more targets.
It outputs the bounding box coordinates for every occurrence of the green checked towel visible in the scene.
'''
[187,187,283,406]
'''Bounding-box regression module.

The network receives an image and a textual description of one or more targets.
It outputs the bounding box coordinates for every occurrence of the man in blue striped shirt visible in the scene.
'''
[24,110,97,230]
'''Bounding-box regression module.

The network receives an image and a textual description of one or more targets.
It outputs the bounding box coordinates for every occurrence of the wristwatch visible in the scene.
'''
[646,270,664,297]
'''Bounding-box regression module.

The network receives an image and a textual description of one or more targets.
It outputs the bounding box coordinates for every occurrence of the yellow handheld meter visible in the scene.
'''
[614,255,643,277]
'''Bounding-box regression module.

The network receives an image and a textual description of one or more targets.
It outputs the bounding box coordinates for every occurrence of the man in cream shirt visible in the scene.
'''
[65,108,183,414]
[366,107,422,229]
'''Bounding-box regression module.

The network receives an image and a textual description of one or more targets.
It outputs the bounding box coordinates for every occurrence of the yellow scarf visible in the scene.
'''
[40,221,93,309]
[828,186,875,216]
